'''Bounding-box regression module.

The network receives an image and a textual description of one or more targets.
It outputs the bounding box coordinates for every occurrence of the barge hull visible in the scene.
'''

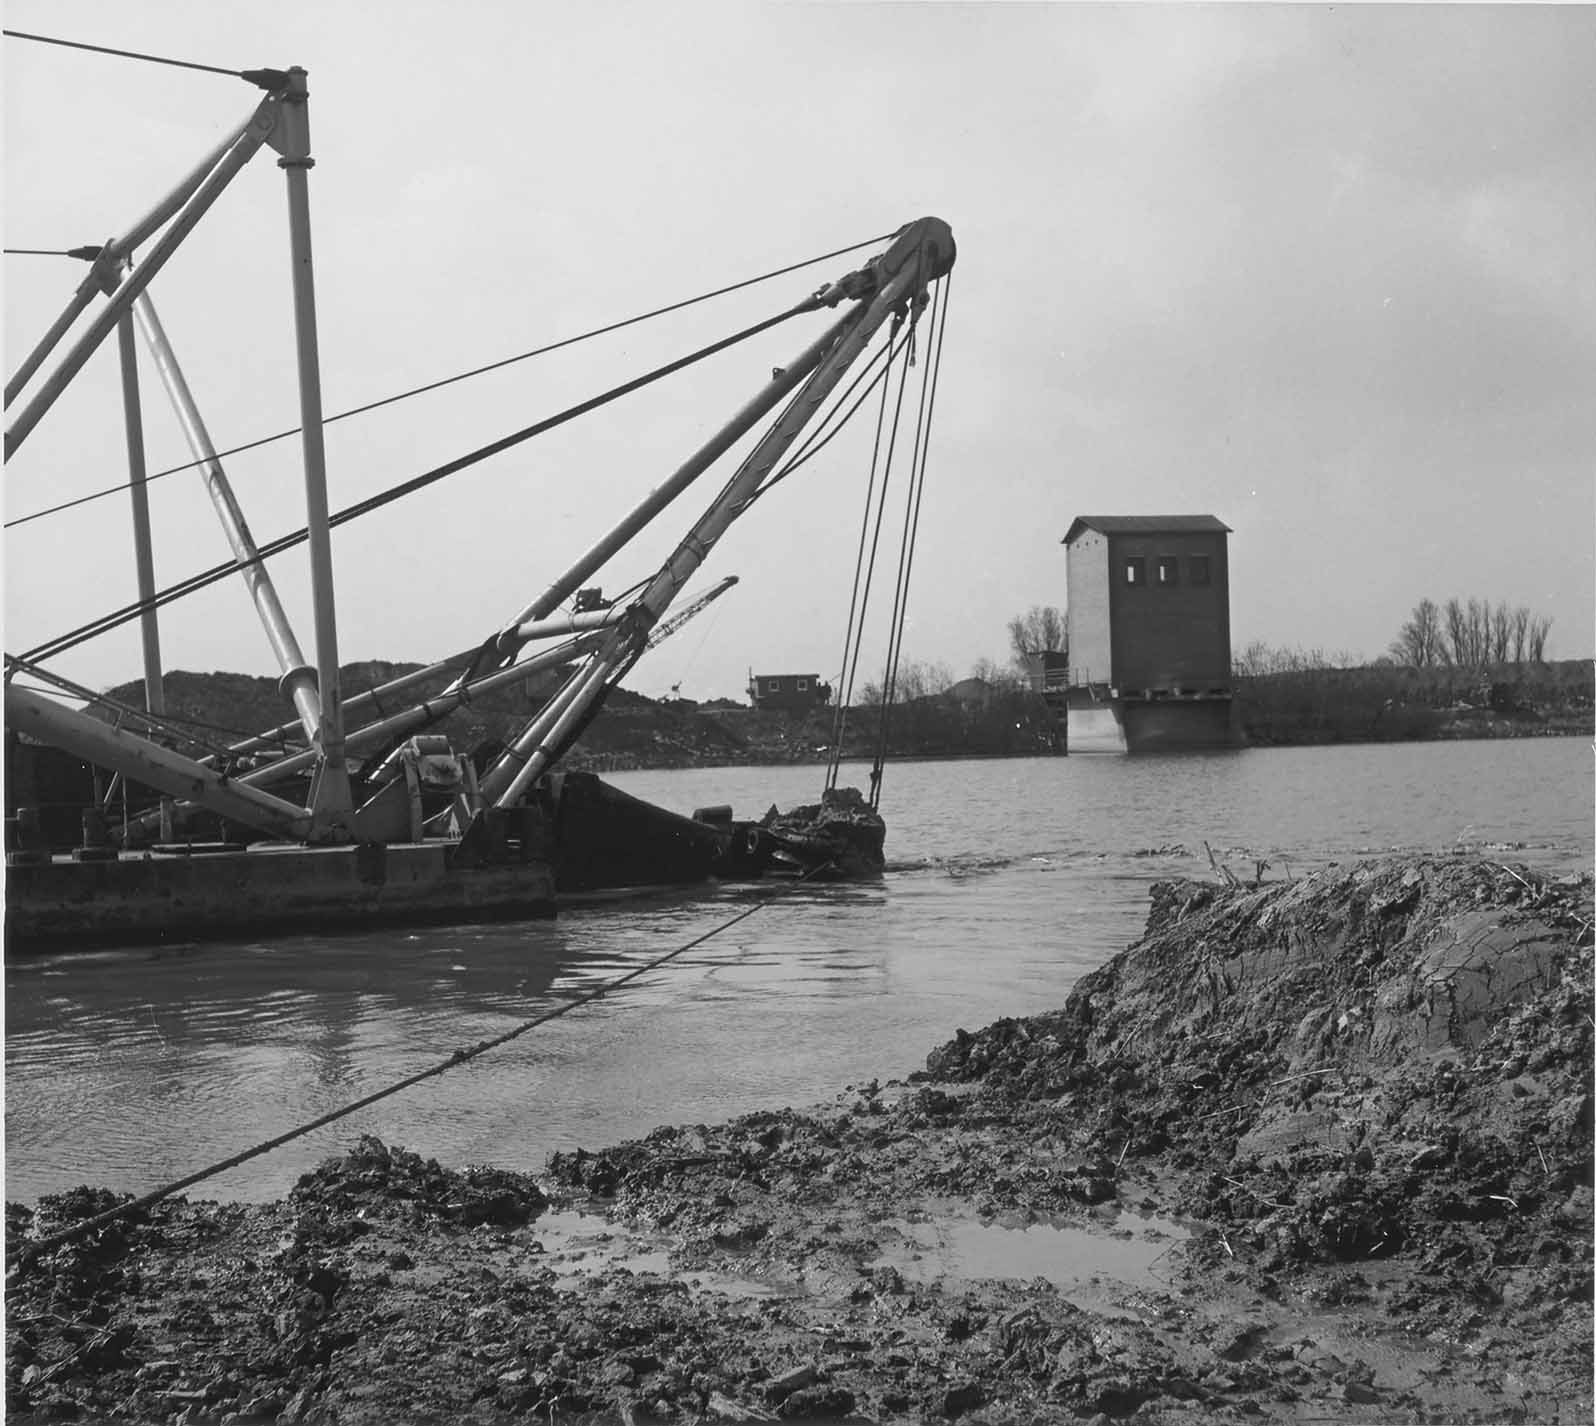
[4,842,556,953]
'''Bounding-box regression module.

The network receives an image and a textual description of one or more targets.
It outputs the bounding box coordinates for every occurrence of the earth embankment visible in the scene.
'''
[7,854,1591,1424]
[1235,659,1593,744]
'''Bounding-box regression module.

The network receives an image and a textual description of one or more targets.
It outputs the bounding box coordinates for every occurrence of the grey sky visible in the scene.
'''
[5,2,1592,709]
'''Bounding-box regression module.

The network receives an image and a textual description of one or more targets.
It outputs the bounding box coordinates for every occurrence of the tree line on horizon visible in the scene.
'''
[995,596,1558,679]
[999,597,1561,680]
[1388,597,1553,668]
[855,588,1561,705]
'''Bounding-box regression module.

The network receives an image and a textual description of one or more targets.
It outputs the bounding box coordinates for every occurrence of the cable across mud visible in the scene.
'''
[5,867,831,1274]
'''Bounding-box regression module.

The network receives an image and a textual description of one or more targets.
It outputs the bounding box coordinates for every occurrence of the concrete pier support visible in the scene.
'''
[1067,694,1242,753]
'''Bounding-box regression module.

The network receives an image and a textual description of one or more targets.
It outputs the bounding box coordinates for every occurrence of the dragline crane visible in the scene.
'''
[7,157,953,850]
[2,39,955,946]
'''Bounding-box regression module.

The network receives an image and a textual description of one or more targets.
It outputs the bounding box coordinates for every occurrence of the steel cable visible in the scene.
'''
[749,328,901,505]
[4,862,834,1275]
[3,233,894,531]
[876,293,943,726]
[828,321,917,796]
[2,28,244,79]
[823,327,903,792]
[870,279,950,804]
[2,655,258,759]
[18,300,810,666]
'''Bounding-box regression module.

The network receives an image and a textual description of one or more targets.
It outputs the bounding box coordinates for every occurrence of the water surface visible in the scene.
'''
[6,738,1589,1204]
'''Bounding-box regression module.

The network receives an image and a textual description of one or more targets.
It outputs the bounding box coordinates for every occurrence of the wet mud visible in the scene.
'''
[7,854,1592,1424]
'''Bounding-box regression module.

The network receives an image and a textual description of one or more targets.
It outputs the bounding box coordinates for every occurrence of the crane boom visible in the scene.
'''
[7,212,953,851]
[645,575,739,650]
[479,216,956,808]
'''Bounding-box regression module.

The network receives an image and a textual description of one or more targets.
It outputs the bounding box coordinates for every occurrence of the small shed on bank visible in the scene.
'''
[747,672,831,712]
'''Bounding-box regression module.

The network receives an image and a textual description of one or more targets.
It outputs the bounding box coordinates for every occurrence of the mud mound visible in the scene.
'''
[291,1134,547,1229]
[5,1186,152,1396]
[927,856,1593,1275]
[548,1110,849,1231]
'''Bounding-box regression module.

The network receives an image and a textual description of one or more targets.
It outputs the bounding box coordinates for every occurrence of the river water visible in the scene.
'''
[5,738,1590,1206]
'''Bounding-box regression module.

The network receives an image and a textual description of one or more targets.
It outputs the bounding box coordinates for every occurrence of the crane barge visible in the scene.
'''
[3,59,954,951]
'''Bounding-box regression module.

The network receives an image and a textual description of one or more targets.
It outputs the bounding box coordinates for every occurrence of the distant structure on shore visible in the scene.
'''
[1022,650,1070,695]
[1062,514,1241,753]
[746,671,832,712]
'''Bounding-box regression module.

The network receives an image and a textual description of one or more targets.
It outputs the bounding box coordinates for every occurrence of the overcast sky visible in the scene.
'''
[5,2,1592,713]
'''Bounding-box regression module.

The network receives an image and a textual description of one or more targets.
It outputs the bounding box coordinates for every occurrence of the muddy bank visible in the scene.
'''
[7,854,1591,1424]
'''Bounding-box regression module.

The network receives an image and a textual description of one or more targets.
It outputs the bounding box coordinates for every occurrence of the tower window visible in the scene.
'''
[1124,557,1145,586]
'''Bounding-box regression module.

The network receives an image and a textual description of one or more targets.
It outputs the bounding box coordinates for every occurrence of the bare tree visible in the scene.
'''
[1527,613,1553,661]
[895,660,954,701]
[1234,641,1296,678]
[1236,644,1370,677]
[970,657,1019,689]
[1489,602,1513,663]
[1469,598,1491,665]
[1389,598,1443,667]
[1510,606,1531,663]
[1422,596,1554,666]
[860,659,953,706]
[1442,598,1466,665]
[1007,605,1066,671]
[1443,597,1494,666]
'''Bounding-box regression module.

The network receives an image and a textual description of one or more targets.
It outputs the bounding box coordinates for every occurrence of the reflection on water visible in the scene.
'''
[7,739,1590,1204]
[877,1207,1192,1294]
[533,1209,785,1299]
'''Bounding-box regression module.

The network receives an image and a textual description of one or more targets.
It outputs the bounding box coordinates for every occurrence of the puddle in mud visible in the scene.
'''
[533,1210,782,1298]
[875,1207,1191,1293]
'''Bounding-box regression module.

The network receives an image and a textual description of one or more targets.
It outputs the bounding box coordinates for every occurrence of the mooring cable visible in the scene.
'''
[6,862,833,1275]
[3,232,895,532]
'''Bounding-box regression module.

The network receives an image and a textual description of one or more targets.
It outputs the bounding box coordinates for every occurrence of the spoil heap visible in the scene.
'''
[921,855,1593,1415]
[6,856,1591,1425]
[926,856,1593,1275]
